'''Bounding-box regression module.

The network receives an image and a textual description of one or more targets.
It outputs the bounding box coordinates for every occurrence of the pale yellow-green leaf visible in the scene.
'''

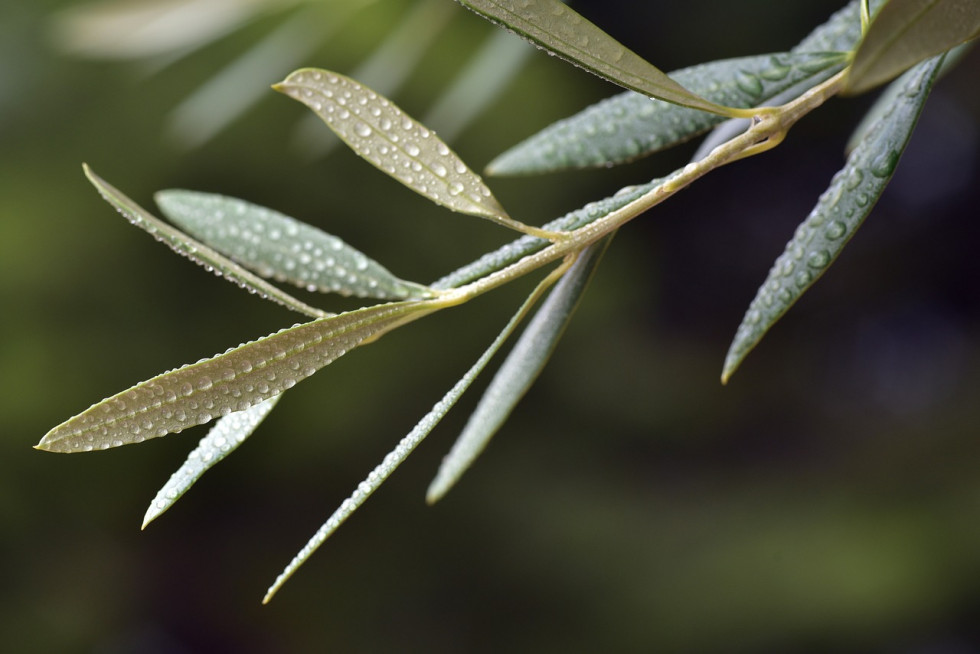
[37,300,440,453]
[275,68,549,236]
[845,0,980,93]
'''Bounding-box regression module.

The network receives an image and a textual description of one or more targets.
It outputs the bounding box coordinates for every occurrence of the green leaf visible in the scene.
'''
[722,55,944,383]
[486,52,846,175]
[427,235,612,503]
[274,68,547,237]
[82,164,328,320]
[845,0,980,94]
[431,175,667,289]
[456,0,742,116]
[155,190,433,300]
[37,299,441,453]
[142,395,281,529]
[263,261,569,603]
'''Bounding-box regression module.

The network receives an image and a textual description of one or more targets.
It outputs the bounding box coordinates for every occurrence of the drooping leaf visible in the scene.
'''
[275,68,547,237]
[455,0,743,117]
[722,55,944,383]
[486,52,846,175]
[82,165,328,319]
[37,299,442,453]
[845,0,980,94]
[156,190,433,300]
[142,395,281,528]
[263,260,570,603]
[427,235,612,503]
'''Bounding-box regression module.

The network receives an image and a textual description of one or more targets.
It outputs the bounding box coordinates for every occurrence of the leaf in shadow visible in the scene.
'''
[722,55,944,382]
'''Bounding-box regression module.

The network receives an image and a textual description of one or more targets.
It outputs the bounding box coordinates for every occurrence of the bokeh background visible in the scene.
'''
[2,0,979,651]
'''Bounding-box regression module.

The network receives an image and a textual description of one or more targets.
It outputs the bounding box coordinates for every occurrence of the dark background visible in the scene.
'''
[2,0,979,651]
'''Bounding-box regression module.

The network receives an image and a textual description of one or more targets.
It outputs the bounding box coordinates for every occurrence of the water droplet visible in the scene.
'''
[870,149,899,178]
[794,270,812,287]
[844,168,863,190]
[825,220,847,240]
[431,163,447,177]
[761,56,791,81]
[448,182,464,196]
[735,71,763,97]
[354,123,372,137]
[807,250,831,268]
[854,192,869,207]
[405,144,421,157]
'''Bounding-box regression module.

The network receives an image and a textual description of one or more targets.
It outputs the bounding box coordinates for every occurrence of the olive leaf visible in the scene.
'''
[427,235,612,503]
[156,190,434,300]
[142,395,281,528]
[455,0,745,117]
[486,52,846,175]
[274,68,551,237]
[82,165,328,320]
[37,299,442,453]
[722,55,945,382]
[845,0,980,94]
[263,260,571,603]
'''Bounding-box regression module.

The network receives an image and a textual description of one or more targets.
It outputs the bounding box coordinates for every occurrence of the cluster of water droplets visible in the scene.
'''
[156,190,429,300]
[142,396,281,527]
[487,52,845,175]
[279,69,507,222]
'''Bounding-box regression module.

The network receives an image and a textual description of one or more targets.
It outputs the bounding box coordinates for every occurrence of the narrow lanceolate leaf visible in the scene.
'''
[487,52,846,175]
[82,165,327,320]
[275,69,541,236]
[142,395,281,529]
[427,236,612,503]
[37,300,441,453]
[156,190,433,300]
[456,0,739,116]
[722,56,944,383]
[845,0,980,94]
[263,261,569,603]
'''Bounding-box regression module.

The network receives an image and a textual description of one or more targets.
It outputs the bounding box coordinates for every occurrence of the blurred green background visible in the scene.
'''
[2,0,979,651]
